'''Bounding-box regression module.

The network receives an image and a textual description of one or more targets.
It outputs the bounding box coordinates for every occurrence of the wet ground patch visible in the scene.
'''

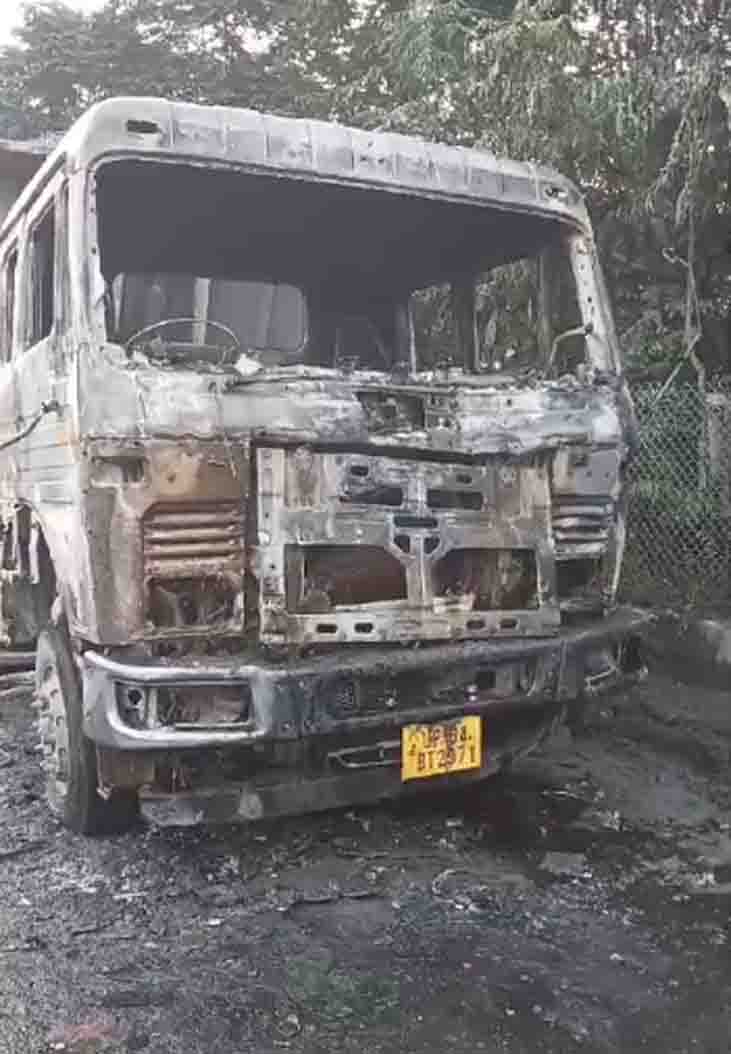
[0,677,730,1053]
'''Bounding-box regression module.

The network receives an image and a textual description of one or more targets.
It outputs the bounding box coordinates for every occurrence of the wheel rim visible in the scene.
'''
[36,657,71,813]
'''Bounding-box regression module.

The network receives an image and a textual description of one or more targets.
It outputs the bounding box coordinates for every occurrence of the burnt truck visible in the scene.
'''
[0,98,646,833]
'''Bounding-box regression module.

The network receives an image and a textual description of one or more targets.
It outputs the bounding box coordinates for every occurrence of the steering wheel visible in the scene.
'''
[124,318,242,366]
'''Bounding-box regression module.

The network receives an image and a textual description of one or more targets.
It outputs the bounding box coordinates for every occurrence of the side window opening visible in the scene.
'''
[1,248,18,362]
[411,283,457,370]
[545,245,585,375]
[473,248,582,374]
[30,207,55,344]
[475,258,540,372]
[56,185,69,334]
[411,240,583,375]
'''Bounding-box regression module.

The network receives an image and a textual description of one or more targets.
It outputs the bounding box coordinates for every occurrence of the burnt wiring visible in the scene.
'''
[0,400,61,453]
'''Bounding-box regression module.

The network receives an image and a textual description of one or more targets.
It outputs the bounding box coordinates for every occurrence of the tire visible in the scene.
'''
[35,624,138,835]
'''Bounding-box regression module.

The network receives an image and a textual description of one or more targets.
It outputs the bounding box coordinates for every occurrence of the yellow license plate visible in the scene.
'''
[401,716,482,781]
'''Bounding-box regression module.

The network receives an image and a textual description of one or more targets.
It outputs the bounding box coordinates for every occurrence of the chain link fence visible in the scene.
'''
[620,376,731,610]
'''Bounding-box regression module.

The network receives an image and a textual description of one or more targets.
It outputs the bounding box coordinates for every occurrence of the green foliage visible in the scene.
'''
[475,259,539,368]
[411,284,458,368]
[369,0,730,370]
[0,104,35,139]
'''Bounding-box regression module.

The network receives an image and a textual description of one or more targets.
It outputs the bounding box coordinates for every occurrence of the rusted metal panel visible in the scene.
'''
[256,446,559,645]
[79,439,249,644]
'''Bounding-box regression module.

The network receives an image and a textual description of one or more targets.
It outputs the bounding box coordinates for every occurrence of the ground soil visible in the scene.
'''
[0,672,730,1054]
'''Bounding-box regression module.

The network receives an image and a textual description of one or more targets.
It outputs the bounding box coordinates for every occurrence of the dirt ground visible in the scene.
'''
[1,672,730,1054]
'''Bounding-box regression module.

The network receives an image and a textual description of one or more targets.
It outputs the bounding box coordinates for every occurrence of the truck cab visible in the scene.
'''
[0,98,645,832]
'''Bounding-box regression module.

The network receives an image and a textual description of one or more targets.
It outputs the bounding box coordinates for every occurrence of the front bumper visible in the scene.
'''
[82,606,649,752]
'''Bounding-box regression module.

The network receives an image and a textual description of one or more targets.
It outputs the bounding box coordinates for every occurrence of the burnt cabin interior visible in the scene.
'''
[95,160,568,367]
[94,161,603,665]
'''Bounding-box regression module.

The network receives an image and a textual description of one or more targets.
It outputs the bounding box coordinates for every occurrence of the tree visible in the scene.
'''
[0,0,271,133]
[361,0,731,371]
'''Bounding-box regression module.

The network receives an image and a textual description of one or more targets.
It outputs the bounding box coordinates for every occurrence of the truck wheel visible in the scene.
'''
[35,625,138,835]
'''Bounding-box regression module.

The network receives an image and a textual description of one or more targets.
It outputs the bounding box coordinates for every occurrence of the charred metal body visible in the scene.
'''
[86,608,646,824]
[0,98,646,831]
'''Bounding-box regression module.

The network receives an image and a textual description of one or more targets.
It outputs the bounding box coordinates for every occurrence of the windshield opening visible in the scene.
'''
[413,241,589,376]
[95,159,608,376]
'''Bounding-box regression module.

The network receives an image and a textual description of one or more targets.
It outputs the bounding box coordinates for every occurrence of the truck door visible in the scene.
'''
[14,179,72,506]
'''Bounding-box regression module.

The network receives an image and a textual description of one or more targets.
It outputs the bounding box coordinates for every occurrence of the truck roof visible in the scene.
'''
[1,97,589,241]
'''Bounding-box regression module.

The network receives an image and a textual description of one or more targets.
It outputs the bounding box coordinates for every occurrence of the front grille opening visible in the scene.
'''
[427,489,483,511]
[394,534,411,554]
[557,557,601,599]
[340,484,403,507]
[434,549,538,610]
[287,544,407,612]
[146,577,238,629]
[394,514,438,529]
